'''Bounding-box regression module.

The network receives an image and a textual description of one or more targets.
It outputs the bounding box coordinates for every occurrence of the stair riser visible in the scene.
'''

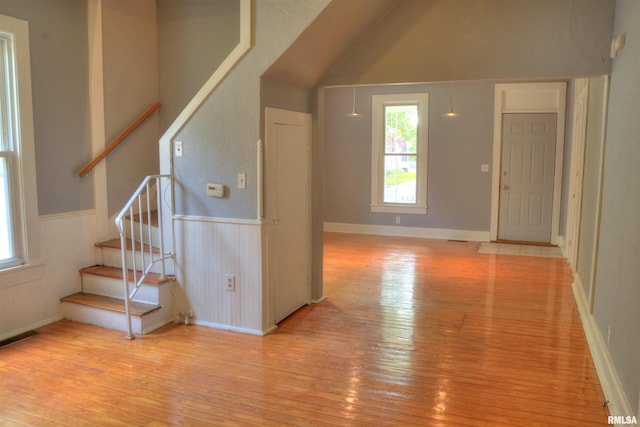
[100,246,173,276]
[81,274,161,305]
[123,219,161,248]
[61,302,170,335]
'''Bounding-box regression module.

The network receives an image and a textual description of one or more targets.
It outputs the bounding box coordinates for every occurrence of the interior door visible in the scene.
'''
[265,108,311,324]
[498,113,557,243]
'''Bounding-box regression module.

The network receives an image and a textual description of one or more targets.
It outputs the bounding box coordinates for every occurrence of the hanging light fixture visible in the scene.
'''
[346,86,363,118]
[443,82,459,117]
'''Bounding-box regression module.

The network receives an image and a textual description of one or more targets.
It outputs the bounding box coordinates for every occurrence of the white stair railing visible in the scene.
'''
[114,174,173,339]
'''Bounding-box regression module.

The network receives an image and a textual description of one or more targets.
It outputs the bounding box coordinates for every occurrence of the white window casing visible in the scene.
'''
[371,93,429,215]
[0,14,39,274]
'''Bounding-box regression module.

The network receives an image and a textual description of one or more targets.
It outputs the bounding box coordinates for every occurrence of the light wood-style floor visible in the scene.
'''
[0,233,609,426]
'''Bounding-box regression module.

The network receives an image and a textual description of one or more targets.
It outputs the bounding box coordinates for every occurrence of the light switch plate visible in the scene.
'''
[175,140,183,157]
[237,173,246,189]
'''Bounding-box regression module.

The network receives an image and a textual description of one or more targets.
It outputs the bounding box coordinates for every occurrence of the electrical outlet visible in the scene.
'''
[225,274,236,292]
[395,216,401,225]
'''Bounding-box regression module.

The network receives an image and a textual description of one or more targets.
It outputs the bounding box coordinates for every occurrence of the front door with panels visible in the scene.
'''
[265,108,311,324]
[498,113,557,243]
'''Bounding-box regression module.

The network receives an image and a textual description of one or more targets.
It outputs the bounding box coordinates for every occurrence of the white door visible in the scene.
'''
[498,113,557,243]
[265,108,311,323]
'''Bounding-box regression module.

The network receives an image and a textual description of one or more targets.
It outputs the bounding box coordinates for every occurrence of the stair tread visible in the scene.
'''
[80,265,172,285]
[95,238,160,253]
[61,292,160,316]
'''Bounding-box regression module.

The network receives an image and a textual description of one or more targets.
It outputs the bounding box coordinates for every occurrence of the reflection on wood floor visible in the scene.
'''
[0,233,609,426]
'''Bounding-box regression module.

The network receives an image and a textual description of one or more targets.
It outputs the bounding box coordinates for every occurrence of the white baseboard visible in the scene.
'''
[311,296,327,304]
[571,278,634,421]
[324,222,490,242]
[194,320,275,337]
[556,234,567,258]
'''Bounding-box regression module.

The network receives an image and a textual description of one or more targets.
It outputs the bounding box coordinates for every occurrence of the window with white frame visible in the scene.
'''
[0,15,36,271]
[371,93,429,214]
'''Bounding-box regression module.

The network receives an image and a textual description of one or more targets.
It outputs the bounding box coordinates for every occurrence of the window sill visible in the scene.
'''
[371,204,427,215]
[0,263,44,290]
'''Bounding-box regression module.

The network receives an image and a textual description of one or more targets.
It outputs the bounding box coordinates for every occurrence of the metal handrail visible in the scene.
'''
[114,174,173,339]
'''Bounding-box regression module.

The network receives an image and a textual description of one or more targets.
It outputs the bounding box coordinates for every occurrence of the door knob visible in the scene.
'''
[272,217,280,225]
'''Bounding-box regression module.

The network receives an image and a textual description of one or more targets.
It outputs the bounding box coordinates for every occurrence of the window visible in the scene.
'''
[0,14,37,272]
[371,93,429,214]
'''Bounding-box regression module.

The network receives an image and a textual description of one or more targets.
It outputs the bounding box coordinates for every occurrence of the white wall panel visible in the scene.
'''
[0,211,97,341]
[174,217,267,334]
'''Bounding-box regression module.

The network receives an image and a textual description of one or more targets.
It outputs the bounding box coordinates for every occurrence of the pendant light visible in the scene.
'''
[443,82,459,117]
[347,86,363,118]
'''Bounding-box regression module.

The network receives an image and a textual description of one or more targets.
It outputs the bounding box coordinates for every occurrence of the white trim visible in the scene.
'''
[587,75,609,313]
[194,319,276,337]
[173,214,264,226]
[324,222,490,242]
[491,82,566,244]
[572,278,634,421]
[87,0,109,242]
[370,205,427,215]
[565,78,589,270]
[38,209,96,221]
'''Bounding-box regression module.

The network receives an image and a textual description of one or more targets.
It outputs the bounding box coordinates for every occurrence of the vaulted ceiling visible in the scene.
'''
[262,0,399,88]
[263,0,614,88]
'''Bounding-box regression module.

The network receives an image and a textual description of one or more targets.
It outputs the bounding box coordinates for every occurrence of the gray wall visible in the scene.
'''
[172,0,330,219]
[321,0,614,86]
[593,0,640,412]
[103,0,159,216]
[323,82,494,231]
[0,0,93,215]
[157,0,239,134]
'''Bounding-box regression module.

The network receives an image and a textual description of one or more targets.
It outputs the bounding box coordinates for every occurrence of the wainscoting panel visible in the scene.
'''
[174,217,266,334]
[0,211,98,341]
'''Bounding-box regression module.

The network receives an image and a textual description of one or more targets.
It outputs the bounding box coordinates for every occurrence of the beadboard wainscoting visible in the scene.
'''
[173,216,271,335]
[0,211,98,341]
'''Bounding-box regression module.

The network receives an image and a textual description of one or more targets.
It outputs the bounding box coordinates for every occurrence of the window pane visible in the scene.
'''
[385,105,418,154]
[0,156,13,260]
[384,154,417,204]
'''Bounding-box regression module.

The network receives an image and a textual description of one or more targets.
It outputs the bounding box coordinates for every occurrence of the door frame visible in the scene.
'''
[491,82,567,244]
[264,107,312,325]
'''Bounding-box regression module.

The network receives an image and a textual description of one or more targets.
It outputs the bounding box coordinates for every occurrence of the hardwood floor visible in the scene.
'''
[0,233,609,426]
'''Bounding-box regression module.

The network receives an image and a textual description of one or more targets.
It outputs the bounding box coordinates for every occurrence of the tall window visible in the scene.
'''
[371,93,429,214]
[0,15,36,272]
[0,35,20,268]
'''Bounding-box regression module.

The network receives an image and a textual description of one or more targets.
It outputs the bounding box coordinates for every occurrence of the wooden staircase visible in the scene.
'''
[60,211,176,335]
